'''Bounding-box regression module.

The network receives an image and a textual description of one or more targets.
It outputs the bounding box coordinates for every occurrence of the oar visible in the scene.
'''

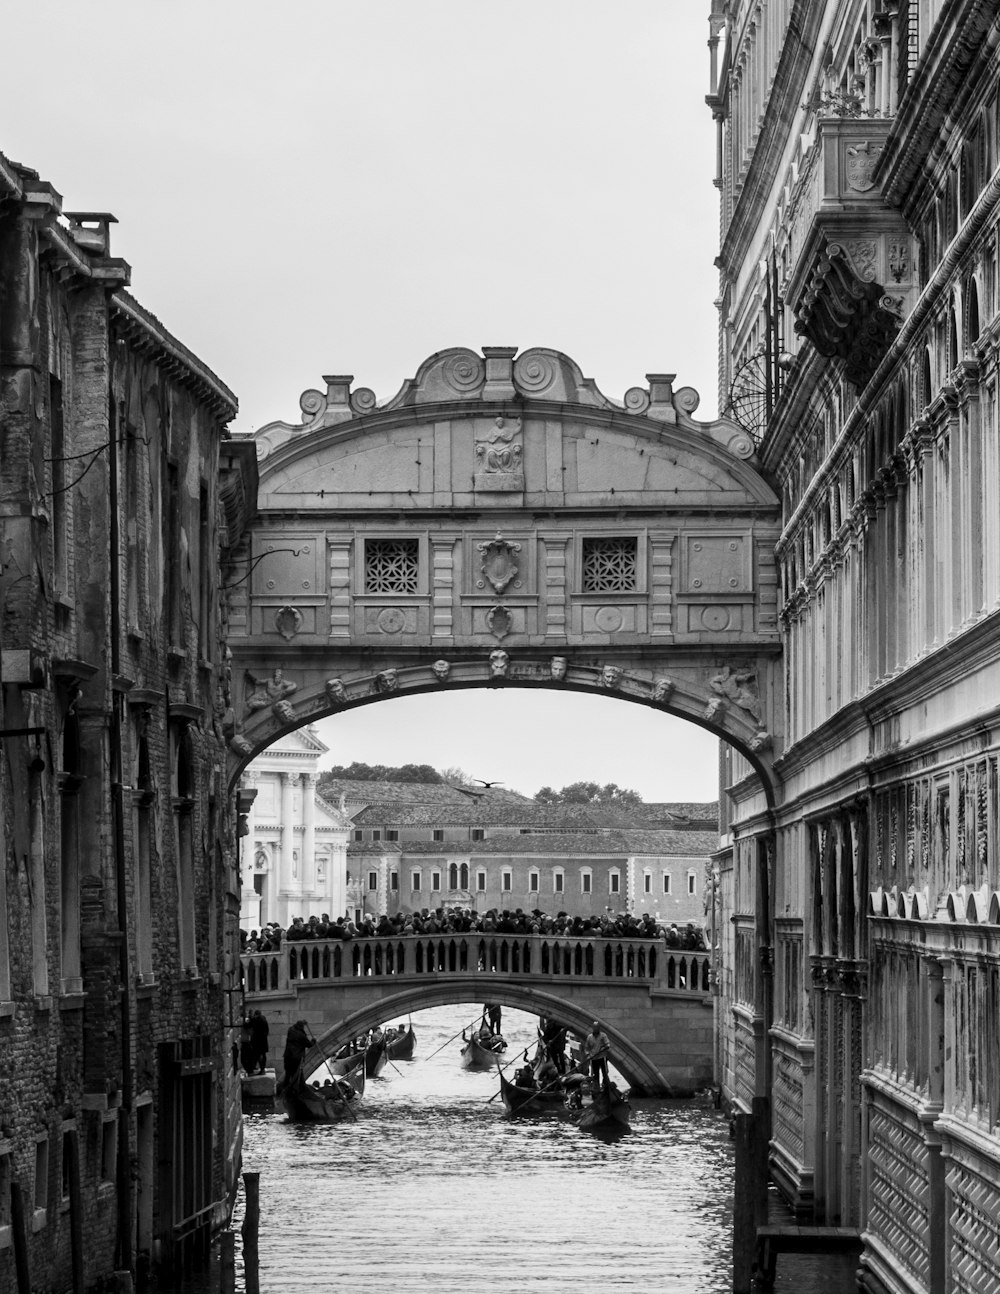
[487,1063,568,1106]
[423,1016,482,1063]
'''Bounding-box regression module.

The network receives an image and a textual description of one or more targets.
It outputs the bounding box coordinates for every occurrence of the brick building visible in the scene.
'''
[0,152,256,1289]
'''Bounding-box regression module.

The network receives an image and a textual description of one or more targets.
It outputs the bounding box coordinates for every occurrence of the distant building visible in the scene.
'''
[239,728,350,930]
[335,779,717,925]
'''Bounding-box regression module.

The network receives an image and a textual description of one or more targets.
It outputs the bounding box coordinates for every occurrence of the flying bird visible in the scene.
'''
[473,779,504,788]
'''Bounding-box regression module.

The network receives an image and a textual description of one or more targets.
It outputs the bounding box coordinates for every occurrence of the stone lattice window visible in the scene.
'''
[365,538,419,593]
[581,536,637,592]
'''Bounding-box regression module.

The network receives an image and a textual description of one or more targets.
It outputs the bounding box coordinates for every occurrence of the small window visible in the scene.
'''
[386,829,399,842]
[553,871,564,893]
[662,874,671,894]
[643,872,652,894]
[471,828,485,842]
[529,871,539,892]
[502,871,512,892]
[581,536,637,592]
[371,829,382,842]
[390,871,399,892]
[476,870,487,891]
[411,869,422,891]
[581,872,592,895]
[610,872,621,895]
[353,829,364,842]
[34,1138,49,1225]
[365,537,419,594]
[688,872,696,895]
[100,1119,116,1185]
[367,871,378,891]
[433,830,444,843]
[431,871,441,891]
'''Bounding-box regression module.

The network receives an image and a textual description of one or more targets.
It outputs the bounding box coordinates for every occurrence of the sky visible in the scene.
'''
[3,1,724,802]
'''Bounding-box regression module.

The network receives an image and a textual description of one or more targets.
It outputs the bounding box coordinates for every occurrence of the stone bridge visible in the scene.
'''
[242,933,713,1095]
[222,346,783,798]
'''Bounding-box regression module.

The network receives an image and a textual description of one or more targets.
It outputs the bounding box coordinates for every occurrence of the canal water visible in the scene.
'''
[167,1005,858,1293]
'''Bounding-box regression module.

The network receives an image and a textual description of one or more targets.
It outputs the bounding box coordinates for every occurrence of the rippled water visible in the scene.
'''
[162,1005,858,1293]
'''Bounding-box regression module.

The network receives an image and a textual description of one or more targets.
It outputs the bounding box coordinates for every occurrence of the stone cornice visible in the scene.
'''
[879,0,1000,211]
[112,292,237,424]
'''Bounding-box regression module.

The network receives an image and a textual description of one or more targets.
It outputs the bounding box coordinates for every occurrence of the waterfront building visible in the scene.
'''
[0,152,256,1288]
[238,727,350,930]
[709,2,1000,1288]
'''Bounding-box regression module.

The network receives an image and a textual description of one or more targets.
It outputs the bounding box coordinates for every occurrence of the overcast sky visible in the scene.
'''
[3,1,724,802]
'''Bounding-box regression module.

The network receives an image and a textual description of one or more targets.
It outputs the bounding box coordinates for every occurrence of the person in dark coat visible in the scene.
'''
[250,1010,269,1073]
[282,1020,312,1084]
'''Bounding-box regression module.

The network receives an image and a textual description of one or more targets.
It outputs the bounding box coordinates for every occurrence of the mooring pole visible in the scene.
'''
[241,1171,261,1294]
[732,1096,770,1293]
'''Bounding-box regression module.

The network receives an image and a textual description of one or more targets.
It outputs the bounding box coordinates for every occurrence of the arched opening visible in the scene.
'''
[967,277,980,350]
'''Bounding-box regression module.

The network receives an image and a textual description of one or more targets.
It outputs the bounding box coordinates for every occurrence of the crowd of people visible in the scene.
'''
[241,908,708,953]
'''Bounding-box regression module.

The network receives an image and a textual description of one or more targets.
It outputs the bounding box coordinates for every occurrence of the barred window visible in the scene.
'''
[365,538,419,593]
[581,536,637,592]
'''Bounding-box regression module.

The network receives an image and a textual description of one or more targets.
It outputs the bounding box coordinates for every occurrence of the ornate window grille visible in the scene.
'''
[581,537,637,592]
[364,538,419,594]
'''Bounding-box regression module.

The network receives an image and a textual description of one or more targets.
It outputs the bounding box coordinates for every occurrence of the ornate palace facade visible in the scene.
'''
[710,2,1000,1291]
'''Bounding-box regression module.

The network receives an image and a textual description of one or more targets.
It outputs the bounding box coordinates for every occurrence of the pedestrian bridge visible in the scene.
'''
[242,933,714,1095]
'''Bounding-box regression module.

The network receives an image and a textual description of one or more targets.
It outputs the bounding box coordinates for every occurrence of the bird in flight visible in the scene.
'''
[473,779,504,788]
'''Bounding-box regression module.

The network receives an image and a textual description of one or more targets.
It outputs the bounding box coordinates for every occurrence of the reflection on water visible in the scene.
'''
[159,1005,855,1293]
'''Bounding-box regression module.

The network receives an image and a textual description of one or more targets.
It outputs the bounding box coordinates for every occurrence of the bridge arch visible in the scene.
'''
[293,979,707,1097]
[223,344,783,801]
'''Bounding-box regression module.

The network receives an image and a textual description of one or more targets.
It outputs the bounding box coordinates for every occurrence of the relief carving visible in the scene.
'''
[274,605,303,640]
[431,660,451,682]
[489,649,509,679]
[474,417,524,491]
[652,677,674,703]
[600,665,623,688]
[373,669,398,694]
[844,141,881,193]
[550,656,567,682]
[709,665,762,724]
[476,531,522,594]
[325,677,347,705]
[485,605,512,640]
[245,668,297,712]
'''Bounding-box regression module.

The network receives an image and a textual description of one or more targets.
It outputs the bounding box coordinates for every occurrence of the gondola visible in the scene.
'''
[385,1023,416,1061]
[575,1085,631,1131]
[459,1031,506,1070]
[365,1035,387,1078]
[498,1068,568,1116]
[329,1049,366,1079]
[278,1064,365,1123]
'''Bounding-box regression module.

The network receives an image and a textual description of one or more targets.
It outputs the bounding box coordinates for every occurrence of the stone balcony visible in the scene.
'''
[785,117,917,389]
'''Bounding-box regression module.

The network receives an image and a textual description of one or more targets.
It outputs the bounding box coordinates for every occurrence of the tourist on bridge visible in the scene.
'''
[583,1020,612,1093]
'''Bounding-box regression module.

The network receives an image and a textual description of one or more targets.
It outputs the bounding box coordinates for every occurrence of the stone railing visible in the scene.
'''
[241,934,710,997]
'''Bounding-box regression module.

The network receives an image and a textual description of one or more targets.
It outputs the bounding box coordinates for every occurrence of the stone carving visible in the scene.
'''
[485,605,512,640]
[623,386,650,415]
[513,351,556,394]
[489,649,509,679]
[230,735,254,757]
[350,387,377,414]
[704,697,727,722]
[710,665,762,723]
[373,669,398,694]
[550,656,567,682]
[299,388,326,421]
[601,665,623,688]
[674,386,700,416]
[844,141,881,193]
[431,659,450,682]
[749,730,772,752]
[442,352,485,393]
[474,417,523,491]
[476,531,521,594]
[845,239,878,283]
[325,677,347,705]
[888,241,909,283]
[272,699,296,723]
[245,668,297,711]
[274,605,303,640]
[652,678,674,703]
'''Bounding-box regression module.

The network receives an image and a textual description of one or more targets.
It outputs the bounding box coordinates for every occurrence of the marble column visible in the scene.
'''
[280,772,297,897]
[302,774,317,898]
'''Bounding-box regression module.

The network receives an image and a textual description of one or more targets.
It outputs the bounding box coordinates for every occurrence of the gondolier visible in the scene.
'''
[582,1020,612,1093]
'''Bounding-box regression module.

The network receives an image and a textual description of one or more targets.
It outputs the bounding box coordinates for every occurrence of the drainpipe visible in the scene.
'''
[108,389,135,1279]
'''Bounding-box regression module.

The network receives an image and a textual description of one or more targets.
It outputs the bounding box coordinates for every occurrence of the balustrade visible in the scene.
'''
[241,933,711,998]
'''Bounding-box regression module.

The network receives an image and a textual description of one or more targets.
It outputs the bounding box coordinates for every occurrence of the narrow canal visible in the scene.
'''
[167,1005,858,1293]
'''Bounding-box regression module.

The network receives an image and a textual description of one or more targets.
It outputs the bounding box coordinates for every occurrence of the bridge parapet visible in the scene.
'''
[242,934,710,999]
